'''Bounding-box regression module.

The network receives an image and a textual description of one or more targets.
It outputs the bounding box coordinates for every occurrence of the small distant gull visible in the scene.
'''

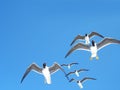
[61,62,79,69]
[21,62,68,84]
[66,69,89,77]
[70,32,104,46]
[65,38,120,60]
[69,77,96,89]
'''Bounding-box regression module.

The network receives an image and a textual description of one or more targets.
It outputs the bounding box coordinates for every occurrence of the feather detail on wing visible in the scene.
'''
[88,32,104,38]
[21,63,42,83]
[70,62,79,66]
[61,64,68,66]
[97,38,120,51]
[49,62,66,75]
[65,43,90,58]
[78,69,89,72]
[66,71,75,76]
[80,77,96,83]
[70,35,85,46]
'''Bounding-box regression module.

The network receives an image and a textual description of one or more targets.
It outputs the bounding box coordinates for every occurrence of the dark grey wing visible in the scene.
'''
[66,71,75,76]
[88,32,104,38]
[65,43,90,58]
[70,35,85,46]
[21,63,42,83]
[69,78,75,82]
[81,77,96,83]
[70,62,79,66]
[61,64,68,66]
[49,62,69,80]
[97,38,120,50]
[78,69,89,72]
[49,62,66,74]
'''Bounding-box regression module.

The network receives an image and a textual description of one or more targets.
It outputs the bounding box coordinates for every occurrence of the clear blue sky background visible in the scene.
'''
[0,0,120,90]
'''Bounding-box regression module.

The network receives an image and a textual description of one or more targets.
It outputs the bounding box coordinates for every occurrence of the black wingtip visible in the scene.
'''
[69,78,75,82]
[65,51,70,58]
[70,42,73,46]
[76,62,79,64]
[101,35,104,38]
[86,69,89,71]
[64,55,68,58]
[20,80,23,84]
[65,75,70,81]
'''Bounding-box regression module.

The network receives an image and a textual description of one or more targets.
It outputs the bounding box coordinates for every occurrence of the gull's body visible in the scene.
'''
[68,65,71,69]
[69,77,96,89]
[70,32,104,45]
[21,62,67,84]
[65,38,120,60]
[77,81,83,88]
[75,70,79,77]
[85,35,90,44]
[66,69,89,77]
[61,62,79,69]
[42,66,51,84]
[90,43,98,58]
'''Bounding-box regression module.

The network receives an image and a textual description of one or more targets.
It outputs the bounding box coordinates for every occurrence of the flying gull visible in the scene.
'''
[69,77,96,88]
[70,32,104,45]
[66,69,89,77]
[61,62,79,69]
[21,62,68,84]
[65,38,120,60]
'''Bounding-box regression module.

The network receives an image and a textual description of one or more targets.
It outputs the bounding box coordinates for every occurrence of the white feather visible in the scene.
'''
[85,36,90,44]
[78,82,83,88]
[42,66,51,84]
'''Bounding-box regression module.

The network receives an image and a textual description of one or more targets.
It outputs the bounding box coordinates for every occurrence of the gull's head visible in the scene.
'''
[92,40,95,46]
[77,80,80,83]
[43,63,47,68]
[85,34,87,36]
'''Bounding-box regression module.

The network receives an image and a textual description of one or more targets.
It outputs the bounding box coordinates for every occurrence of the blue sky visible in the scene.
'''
[0,0,120,90]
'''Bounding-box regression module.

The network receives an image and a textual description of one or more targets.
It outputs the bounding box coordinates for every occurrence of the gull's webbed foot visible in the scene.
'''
[96,56,99,60]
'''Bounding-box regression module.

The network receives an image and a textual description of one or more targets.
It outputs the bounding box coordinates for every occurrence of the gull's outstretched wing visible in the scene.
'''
[65,43,90,58]
[66,71,75,76]
[81,77,96,83]
[97,38,120,50]
[21,63,42,83]
[70,62,79,66]
[70,35,85,46]
[49,62,69,80]
[49,62,66,74]
[88,32,104,38]
[78,69,89,72]
[61,64,68,66]
[69,78,76,82]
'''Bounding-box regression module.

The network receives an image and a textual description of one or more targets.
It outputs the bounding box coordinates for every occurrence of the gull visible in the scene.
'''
[70,32,104,45]
[69,77,96,89]
[65,38,120,60]
[66,69,89,77]
[21,62,68,84]
[61,62,79,69]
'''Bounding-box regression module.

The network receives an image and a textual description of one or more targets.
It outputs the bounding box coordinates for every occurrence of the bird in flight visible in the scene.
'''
[66,69,89,77]
[61,62,79,69]
[65,38,120,60]
[70,32,104,46]
[21,62,68,84]
[69,77,96,89]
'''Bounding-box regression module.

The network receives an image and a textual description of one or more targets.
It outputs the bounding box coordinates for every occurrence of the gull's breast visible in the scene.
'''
[90,46,97,57]
[75,71,79,77]
[78,82,83,88]
[42,67,51,84]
